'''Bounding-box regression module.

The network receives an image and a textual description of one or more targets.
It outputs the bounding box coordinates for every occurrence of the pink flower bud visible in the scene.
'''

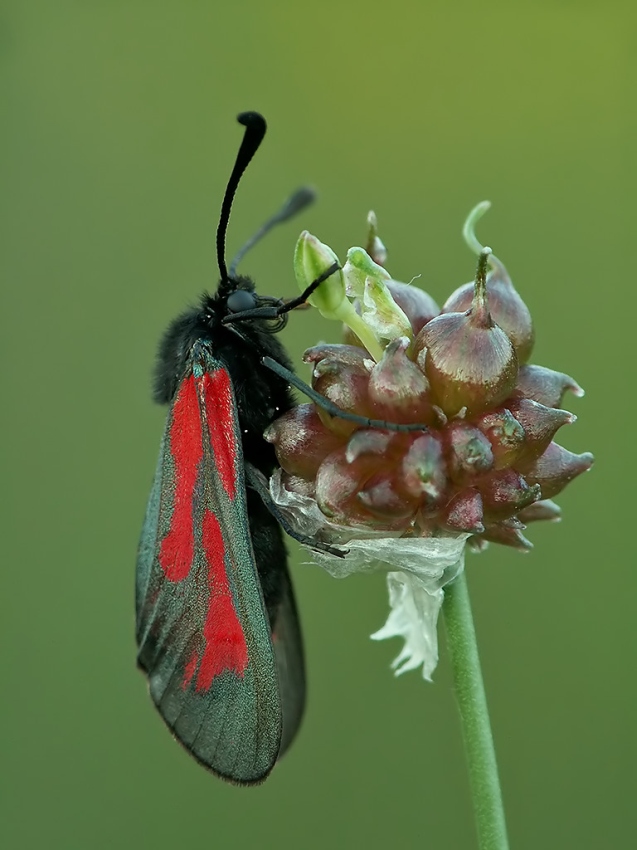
[310,355,373,437]
[481,520,533,550]
[368,337,436,424]
[522,443,594,499]
[475,408,525,469]
[514,364,584,408]
[478,468,541,518]
[445,422,494,484]
[264,404,346,479]
[443,489,485,534]
[443,256,534,363]
[507,398,575,467]
[399,433,447,505]
[414,252,518,416]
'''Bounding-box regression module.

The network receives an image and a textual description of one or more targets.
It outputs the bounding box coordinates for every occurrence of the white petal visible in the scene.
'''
[371,571,451,680]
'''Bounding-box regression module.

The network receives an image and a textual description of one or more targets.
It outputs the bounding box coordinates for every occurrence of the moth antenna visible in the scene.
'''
[229,186,317,278]
[217,112,267,293]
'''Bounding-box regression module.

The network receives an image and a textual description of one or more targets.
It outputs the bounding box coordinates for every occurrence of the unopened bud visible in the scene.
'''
[522,443,594,499]
[368,337,435,424]
[414,249,518,416]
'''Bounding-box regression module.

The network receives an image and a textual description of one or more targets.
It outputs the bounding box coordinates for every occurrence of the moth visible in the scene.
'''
[135,112,337,784]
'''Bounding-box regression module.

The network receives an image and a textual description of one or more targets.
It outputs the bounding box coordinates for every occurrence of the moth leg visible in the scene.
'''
[274,262,340,315]
[261,356,431,433]
[221,263,341,326]
[244,463,348,559]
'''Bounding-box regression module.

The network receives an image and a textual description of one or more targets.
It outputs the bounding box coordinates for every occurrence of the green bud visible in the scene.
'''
[344,247,413,343]
[294,230,346,315]
[342,245,391,295]
[295,232,384,361]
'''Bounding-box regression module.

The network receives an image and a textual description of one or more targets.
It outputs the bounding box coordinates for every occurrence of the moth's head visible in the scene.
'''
[225,281,258,315]
[206,274,288,337]
[205,274,255,324]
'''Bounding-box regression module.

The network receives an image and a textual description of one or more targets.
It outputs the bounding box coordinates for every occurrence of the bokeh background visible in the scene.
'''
[2,2,635,848]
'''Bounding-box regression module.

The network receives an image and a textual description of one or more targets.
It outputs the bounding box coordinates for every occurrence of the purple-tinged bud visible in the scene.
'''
[368,337,436,424]
[517,498,561,524]
[414,250,518,416]
[358,471,420,521]
[443,256,534,363]
[521,443,594,499]
[443,489,485,534]
[385,281,440,335]
[514,364,584,408]
[445,422,494,483]
[400,433,447,505]
[304,344,371,369]
[310,356,373,438]
[507,398,575,466]
[264,403,345,480]
[475,408,525,469]
[481,520,533,551]
[315,447,381,524]
[478,468,541,518]
[344,430,422,521]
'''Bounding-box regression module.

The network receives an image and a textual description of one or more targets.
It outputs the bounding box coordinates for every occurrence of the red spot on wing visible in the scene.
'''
[194,510,249,690]
[197,370,237,500]
[159,376,202,582]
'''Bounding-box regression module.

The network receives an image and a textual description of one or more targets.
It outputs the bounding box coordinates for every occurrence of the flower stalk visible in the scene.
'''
[443,572,509,850]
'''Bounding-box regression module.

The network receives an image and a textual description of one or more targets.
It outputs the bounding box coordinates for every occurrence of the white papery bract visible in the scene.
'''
[270,471,466,679]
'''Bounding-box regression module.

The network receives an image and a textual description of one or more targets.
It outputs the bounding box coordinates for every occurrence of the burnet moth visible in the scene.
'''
[136,112,340,785]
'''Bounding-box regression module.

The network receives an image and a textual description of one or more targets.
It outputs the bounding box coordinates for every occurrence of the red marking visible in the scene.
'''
[159,376,202,582]
[198,370,237,500]
[194,510,248,690]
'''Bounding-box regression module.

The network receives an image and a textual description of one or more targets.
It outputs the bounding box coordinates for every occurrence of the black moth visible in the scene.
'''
[136,111,338,785]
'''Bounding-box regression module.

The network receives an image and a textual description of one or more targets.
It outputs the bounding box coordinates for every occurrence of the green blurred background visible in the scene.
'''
[2,2,634,848]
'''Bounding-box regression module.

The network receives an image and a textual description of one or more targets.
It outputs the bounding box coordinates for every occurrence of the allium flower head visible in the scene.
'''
[266,205,593,679]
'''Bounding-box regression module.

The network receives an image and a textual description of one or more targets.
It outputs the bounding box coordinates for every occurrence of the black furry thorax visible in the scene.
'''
[153,275,295,476]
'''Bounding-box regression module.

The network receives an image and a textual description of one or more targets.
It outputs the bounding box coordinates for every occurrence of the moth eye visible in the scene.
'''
[226,290,257,314]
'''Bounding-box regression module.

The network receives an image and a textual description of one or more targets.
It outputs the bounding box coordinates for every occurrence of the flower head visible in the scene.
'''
[266,206,593,678]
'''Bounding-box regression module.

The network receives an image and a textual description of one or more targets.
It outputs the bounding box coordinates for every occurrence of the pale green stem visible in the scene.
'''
[336,302,384,361]
[462,201,498,271]
[442,572,510,850]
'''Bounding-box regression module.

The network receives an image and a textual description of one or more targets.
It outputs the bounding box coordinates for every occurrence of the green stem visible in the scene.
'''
[442,571,509,850]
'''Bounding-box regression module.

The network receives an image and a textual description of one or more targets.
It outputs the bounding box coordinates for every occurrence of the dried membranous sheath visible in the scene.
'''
[265,204,593,679]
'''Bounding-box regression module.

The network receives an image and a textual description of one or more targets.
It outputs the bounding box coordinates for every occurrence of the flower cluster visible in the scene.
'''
[268,206,592,548]
[265,205,593,677]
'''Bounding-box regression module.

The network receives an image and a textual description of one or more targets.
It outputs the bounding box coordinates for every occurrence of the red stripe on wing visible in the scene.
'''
[183,511,248,691]
[197,370,237,501]
[182,511,249,692]
[196,510,249,690]
[159,376,202,582]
